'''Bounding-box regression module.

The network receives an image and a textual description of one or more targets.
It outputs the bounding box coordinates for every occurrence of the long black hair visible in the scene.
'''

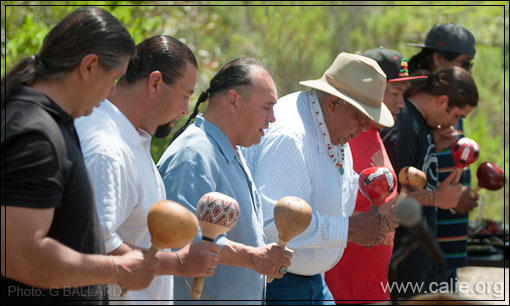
[120,35,197,86]
[128,35,197,139]
[408,48,462,74]
[1,7,135,105]
[170,57,271,142]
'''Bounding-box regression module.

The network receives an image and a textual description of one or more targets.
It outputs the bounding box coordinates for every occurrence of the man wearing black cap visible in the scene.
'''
[408,22,479,295]
[408,22,476,72]
[325,48,429,302]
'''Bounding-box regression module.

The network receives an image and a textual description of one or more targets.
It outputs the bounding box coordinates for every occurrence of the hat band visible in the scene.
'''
[323,74,381,107]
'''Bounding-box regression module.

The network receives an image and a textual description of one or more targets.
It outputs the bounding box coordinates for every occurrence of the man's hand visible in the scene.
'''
[435,170,463,210]
[348,211,396,248]
[378,196,400,229]
[176,241,220,278]
[452,186,479,214]
[250,243,293,279]
[114,250,159,291]
[432,125,455,152]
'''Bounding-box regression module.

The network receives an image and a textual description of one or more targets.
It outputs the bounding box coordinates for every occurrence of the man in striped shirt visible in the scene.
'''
[408,22,479,291]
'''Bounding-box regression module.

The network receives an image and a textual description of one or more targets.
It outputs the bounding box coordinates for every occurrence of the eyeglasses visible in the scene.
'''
[460,61,473,71]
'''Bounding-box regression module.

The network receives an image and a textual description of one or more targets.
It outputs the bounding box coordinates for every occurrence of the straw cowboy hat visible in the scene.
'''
[299,52,394,128]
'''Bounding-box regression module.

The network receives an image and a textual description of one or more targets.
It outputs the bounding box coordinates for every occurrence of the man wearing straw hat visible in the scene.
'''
[243,52,399,304]
[325,47,428,303]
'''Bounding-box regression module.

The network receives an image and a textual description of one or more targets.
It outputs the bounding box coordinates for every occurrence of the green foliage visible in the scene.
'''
[2,1,507,222]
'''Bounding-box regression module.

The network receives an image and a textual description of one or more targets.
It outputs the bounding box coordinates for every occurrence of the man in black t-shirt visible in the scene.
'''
[381,66,478,299]
[1,86,158,304]
[2,86,108,303]
[1,8,159,305]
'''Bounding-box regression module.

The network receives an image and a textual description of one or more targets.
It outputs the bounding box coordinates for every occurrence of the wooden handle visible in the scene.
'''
[277,240,287,249]
[267,239,287,283]
[121,244,160,297]
[370,204,379,213]
[190,276,205,300]
[189,236,217,299]
[453,168,463,184]
[473,185,481,194]
[396,187,409,203]
[147,244,161,255]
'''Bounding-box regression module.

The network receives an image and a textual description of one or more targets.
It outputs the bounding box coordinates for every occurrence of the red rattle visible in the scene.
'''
[474,161,506,193]
[451,137,479,184]
[358,166,397,212]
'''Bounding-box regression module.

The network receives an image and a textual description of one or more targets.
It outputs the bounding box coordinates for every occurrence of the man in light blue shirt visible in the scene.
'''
[157,58,293,304]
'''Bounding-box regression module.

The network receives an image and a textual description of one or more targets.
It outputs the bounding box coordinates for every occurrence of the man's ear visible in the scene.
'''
[436,94,449,109]
[325,94,340,114]
[226,89,241,113]
[432,52,447,69]
[147,71,164,98]
[79,54,100,81]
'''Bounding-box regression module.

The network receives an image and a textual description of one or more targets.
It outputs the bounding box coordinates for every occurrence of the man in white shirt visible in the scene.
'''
[76,35,220,304]
[243,52,399,304]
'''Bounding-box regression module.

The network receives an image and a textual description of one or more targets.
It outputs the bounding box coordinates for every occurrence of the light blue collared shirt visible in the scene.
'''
[157,115,265,304]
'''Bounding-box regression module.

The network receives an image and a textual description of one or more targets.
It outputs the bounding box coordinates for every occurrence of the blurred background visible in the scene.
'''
[2,1,507,224]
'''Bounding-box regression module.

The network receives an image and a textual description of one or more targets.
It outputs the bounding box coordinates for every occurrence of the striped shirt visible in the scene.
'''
[436,119,470,268]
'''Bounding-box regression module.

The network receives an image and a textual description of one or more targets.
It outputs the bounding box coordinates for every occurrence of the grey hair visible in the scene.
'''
[314,89,347,106]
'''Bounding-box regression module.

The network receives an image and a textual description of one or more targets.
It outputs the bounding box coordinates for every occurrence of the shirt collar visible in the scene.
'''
[194,114,237,163]
[96,99,150,147]
[13,85,74,123]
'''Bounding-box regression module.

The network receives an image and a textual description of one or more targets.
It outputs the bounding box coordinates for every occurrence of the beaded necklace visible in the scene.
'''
[310,91,345,175]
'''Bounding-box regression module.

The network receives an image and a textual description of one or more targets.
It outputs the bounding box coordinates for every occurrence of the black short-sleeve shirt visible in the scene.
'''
[1,86,108,304]
[380,99,440,298]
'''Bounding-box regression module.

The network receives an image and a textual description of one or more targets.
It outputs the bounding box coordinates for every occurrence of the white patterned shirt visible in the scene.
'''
[243,91,358,276]
[75,100,171,304]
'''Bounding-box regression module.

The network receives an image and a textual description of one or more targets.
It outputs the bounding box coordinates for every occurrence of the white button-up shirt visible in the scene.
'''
[243,91,358,276]
[75,100,171,304]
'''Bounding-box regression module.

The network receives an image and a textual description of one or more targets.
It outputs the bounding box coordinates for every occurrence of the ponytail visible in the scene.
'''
[1,55,39,106]
[171,90,209,142]
[408,48,435,74]
[409,48,463,74]
[170,57,271,144]
[2,7,134,106]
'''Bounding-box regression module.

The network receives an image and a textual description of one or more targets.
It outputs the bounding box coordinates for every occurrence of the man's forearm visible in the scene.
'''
[108,241,183,276]
[217,239,256,270]
[407,189,435,207]
[5,235,116,289]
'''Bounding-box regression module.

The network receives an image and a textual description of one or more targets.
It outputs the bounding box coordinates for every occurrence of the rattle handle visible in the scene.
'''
[122,244,160,297]
[190,277,205,300]
[473,185,481,194]
[190,236,215,299]
[453,168,463,184]
[147,244,161,255]
[277,240,287,249]
[267,239,288,283]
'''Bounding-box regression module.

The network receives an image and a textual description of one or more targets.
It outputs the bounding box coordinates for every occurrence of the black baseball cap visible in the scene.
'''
[408,22,476,56]
[362,47,428,82]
